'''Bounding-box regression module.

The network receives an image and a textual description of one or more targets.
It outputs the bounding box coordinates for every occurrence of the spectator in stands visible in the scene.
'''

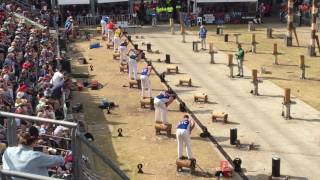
[2,130,64,177]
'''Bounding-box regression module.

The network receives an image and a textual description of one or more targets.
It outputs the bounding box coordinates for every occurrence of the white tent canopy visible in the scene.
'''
[194,0,257,2]
[58,0,90,5]
[98,0,128,3]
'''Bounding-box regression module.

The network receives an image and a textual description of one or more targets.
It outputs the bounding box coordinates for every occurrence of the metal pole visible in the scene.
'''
[7,117,17,147]
[71,128,80,180]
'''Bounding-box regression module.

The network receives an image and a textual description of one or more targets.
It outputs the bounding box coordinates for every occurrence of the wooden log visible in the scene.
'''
[167,65,179,74]
[179,78,192,87]
[284,88,291,104]
[155,122,172,137]
[209,43,214,53]
[228,54,233,66]
[119,64,128,72]
[129,79,141,89]
[251,33,256,44]
[299,55,305,68]
[273,43,278,55]
[113,53,120,60]
[252,69,258,82]
[194,93,208,103]
[176,158,196,173]
[140,97,154,110]
[212,112,228,123]
[106,43,113,49]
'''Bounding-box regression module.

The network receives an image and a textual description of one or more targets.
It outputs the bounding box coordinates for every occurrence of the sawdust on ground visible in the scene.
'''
[68,36,235,180]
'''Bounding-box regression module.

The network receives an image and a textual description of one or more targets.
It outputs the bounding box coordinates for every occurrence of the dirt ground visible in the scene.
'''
[188,23,320,111]
[67,36,236,179]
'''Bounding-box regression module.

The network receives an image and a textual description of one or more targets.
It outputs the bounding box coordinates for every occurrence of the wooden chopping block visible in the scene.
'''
[113,53,120,60]
[155,122,172,137]
[140,97,154,110]
[194,93,208,103]
[106,43,113,49]
[212,111,228,123]
[179,77,192,87]
[119,64,128,72]
[176,158,196,173]
[166,65,179,74]
[129,79,141,89]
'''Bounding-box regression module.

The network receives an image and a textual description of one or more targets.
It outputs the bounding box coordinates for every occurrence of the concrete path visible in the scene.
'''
[133,28,320,180]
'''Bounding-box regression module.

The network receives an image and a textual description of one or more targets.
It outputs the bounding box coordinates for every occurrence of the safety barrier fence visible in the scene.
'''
[75,14,134,27]
[0,111,130,180]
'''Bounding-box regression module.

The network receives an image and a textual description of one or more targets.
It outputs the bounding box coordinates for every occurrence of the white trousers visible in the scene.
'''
[176,129,192,159]
[113,37,120,52]
[140,75,151,97]
[152,17,157,26]
[200,38,206,49]
[107,29,113,43]
[128,58,137,80]
[119,46,128,64]
[101,25,106,36]
[154,98,168,123]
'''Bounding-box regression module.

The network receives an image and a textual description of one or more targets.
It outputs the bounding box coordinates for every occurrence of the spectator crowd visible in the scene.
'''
[0,1,79,179]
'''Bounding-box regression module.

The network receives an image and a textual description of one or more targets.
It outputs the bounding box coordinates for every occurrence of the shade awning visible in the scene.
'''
[58,0,90,5]
[195,0,257,3]
[98,0,128,3]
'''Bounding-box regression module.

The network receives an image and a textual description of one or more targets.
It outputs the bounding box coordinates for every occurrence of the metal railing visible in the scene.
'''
[1,169,63,180]
[75,14,133,27]
[0,111,130,180]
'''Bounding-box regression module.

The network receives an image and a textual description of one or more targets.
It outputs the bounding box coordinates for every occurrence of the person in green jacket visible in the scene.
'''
[235,44,245,77]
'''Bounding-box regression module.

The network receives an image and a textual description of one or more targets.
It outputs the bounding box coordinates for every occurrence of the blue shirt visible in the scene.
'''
[155,92,170,103]
[2,146,65,179]
[141,68,149,76]
[199,27,207,39]
[177,119,190,130]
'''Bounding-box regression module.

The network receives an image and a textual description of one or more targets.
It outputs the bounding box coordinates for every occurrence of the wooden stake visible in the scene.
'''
[284,88,291,104]
[273,43,278,55]
[209,43,213,53]
[299,55,305,79]
[252,69,258,82]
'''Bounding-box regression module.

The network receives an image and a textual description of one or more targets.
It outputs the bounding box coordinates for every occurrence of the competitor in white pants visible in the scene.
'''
[153,91,175,124]
[128,53,138,80]
[118,41,128,64]
[176,115,195,159]
[140,63,152,98]
[113,27,122,52]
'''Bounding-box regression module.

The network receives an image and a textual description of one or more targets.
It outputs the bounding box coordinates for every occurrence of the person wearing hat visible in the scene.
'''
[140,62,152,98]
[128,51,138,80]
[118,41,128,65]
[153,90,175,124]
